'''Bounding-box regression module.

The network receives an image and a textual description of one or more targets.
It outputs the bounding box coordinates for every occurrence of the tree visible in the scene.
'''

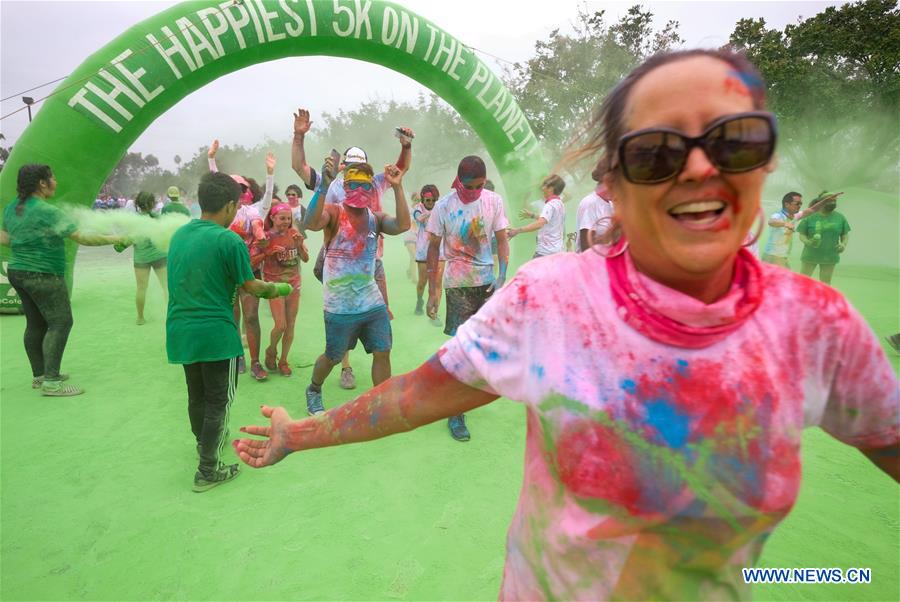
[728,0,900,193]
[102,152,162,197]
[0,134,11,172]
[504,4,683,157]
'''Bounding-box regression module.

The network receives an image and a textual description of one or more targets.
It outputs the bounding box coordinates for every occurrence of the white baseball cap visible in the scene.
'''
[343,146,367,164]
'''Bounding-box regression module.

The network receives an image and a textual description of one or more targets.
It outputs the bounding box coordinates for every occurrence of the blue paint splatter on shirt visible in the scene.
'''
[645,399,690,449]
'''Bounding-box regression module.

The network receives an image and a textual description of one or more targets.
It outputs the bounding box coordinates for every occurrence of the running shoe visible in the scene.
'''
[340,367,356,390]
[448,415,470,442]
[250,361,268,381]
[415,298,424,315]
[265,347,278,372]
[306,385,325,416]
[887,334,900,354]
[32,373,70,389]
[41,380,84,397]
[278,360,293,377]
[192,463,240,492]
[429,317,443,328]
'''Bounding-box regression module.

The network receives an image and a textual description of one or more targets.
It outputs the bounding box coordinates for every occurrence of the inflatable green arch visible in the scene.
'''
[0,0,546,222]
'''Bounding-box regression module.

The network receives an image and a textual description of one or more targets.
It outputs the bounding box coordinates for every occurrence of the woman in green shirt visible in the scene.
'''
[132,191,169,325]
[0,164,127,396]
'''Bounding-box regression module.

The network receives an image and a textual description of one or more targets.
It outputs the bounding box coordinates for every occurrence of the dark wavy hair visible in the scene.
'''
[198,172,240,213]
[243,177,262,204]
[134,191,156,214]
[16,164,53,215]
[285,184,303,199]
[420,184,440,202]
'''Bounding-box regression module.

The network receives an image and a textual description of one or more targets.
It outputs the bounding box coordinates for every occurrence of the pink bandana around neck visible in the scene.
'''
[606,244,764,348]
[452,177,482,204]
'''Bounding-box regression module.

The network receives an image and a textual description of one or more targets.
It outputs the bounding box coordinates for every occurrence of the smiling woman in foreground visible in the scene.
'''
[233,49,899,601]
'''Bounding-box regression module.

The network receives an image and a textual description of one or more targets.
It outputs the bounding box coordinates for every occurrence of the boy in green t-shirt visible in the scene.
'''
[796,192,850,285]
[167,172,291,492]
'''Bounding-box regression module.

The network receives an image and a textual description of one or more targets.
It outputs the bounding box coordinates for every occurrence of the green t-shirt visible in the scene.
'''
[161,201,191,217]
[166,220,255,364]
[132,213,167,265]
[1,197,77,275]
[797,211,850,265]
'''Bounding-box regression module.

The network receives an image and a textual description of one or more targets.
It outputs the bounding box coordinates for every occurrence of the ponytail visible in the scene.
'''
[15,164,53,216]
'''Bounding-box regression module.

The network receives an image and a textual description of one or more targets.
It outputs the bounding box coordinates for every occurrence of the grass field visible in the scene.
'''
[1,232,898,601]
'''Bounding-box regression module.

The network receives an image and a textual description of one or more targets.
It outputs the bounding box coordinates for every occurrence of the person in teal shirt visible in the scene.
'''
[796,192,849,285]
[0,164,126,396]
[166,171,291,492]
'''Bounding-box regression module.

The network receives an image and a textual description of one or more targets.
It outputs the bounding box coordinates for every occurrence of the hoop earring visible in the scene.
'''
[743,208,765,248]
[592,237,629,259]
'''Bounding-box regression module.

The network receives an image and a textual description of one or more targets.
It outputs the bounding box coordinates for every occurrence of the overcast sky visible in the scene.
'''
[1,0,841,168]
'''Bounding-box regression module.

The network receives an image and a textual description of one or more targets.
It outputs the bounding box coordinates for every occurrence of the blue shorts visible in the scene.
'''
[324,306,392,361]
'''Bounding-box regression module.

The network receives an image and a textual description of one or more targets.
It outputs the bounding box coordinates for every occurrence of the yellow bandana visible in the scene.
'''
[344,167,373,185]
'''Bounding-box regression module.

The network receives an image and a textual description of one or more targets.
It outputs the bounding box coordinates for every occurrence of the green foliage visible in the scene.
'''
[0,134,11,172]
[729,0,900,193]
[504,4,683,154]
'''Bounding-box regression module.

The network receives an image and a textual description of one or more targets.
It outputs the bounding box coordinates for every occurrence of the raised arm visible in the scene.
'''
[233,354,499,468]
[291,109,315,188]
[377,164,411,235]
[251,152,276,215]
[395,126,414,174]
[207,139,219,173]
[302,156,336,232]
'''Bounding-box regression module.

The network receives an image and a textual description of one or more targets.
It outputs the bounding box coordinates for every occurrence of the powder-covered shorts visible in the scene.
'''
[324,305,392,361]
[444,283,493,337]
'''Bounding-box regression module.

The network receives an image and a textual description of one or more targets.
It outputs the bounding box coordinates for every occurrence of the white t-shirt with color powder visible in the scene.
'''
[576,191,614,251]
[763,209,795,258]
[438,251,898,601]
[426,189,509,288]
[535,197,566,256]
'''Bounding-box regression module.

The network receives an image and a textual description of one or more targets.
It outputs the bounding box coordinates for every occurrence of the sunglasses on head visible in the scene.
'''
[615,111,776,185]
[347,182,373,192]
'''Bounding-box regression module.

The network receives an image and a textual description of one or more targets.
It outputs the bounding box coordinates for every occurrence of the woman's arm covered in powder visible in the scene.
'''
[233,355,498,467]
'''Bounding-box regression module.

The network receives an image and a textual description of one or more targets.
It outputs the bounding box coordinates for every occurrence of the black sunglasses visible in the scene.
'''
[616,111,777,184]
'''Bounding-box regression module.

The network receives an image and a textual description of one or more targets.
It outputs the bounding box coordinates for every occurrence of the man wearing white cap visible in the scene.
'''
[290,108,414,390]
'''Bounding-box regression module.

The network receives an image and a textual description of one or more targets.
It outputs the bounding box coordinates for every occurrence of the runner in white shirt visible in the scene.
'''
[575,183,615,252]
[508,174,567,257]
[761,191,831,269]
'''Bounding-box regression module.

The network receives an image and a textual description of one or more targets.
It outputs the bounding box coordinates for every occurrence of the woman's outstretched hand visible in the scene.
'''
[233,405,295,468]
